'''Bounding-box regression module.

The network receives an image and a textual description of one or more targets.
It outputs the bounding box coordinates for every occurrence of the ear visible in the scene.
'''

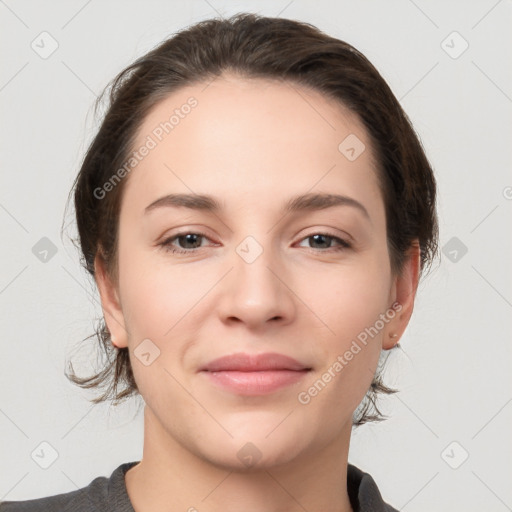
[382,241,421,350]
[94,252,128,348]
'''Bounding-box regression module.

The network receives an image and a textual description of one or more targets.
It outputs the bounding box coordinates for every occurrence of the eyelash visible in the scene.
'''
[158,231,352,255]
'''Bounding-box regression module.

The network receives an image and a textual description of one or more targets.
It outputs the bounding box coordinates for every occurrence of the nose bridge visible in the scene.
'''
[218,232,294,325]
[233,233,281,296]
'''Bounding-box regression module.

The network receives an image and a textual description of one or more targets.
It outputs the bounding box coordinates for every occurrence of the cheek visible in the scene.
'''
[306,258,392,339]
[116,241,181,348]
[299,285,386,419]
[300,257,391,395]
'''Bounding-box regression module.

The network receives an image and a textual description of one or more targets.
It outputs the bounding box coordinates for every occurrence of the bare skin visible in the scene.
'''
[95,73,420,512]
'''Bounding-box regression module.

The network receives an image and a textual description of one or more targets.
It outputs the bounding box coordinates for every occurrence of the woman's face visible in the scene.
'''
[97,74,416,469]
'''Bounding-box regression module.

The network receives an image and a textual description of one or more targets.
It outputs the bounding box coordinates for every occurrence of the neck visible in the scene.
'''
[125,406,354,512]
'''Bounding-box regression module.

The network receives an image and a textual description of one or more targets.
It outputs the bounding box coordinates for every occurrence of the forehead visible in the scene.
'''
[122,74,382,218]
[136,74,369,153]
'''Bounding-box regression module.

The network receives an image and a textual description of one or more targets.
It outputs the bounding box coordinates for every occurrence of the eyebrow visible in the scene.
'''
[144,192,370,219]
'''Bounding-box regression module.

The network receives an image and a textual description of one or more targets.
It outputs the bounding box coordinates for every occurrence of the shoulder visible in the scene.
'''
[0,483,95,512]
[347,463,399,512]
[0,462,139,512]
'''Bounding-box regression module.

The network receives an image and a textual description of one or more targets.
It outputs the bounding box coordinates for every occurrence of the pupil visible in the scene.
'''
[312,234,329,248]
[181,234,200,248]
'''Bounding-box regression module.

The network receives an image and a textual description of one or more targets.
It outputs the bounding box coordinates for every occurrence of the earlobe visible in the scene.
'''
[94,252,128,348]
[383,242,421,350]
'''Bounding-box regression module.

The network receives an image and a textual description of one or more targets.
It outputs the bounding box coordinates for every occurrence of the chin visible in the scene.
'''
[191,421,308,471]
[204,442,303,473]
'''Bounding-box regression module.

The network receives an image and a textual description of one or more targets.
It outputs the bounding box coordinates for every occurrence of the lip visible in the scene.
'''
[199,352,312,396]
[200,352,310,372]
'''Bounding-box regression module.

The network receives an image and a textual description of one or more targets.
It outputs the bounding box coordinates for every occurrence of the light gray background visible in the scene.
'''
[1,1,511,510]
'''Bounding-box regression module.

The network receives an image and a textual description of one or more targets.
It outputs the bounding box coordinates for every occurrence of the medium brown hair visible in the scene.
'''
[63,12,438,425]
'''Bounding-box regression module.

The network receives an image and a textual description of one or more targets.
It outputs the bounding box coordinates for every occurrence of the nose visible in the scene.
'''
[216,239,296,331]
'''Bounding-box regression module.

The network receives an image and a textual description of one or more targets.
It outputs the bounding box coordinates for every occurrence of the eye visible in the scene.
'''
[296,232,352,252]
[159,231,213,254]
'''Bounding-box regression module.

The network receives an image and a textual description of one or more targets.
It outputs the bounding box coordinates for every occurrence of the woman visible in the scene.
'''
[1,12,437,512]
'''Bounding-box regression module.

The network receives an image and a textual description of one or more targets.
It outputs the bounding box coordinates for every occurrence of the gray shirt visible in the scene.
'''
[0,461,398,511]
